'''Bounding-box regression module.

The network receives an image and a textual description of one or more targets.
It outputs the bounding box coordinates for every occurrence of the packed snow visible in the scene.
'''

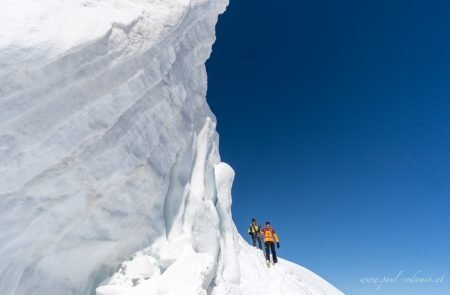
[0,0,343,294]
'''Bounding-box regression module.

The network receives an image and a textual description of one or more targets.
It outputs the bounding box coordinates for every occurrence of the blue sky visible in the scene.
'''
[206,0,450,294]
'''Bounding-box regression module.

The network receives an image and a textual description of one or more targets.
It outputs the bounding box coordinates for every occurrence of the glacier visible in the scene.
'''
[0,0,343,294]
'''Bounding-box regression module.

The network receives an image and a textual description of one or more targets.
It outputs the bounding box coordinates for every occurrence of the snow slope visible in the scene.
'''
[0,0,343,294]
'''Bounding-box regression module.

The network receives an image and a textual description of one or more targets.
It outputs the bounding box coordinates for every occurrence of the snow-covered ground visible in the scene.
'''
[97,236,341,295]
[0,0,343,294]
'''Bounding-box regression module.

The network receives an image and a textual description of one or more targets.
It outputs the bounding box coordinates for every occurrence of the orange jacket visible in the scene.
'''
[263,226,279,243]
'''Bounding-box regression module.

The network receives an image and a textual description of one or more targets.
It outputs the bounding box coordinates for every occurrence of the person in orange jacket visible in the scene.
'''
[263,221,280,264]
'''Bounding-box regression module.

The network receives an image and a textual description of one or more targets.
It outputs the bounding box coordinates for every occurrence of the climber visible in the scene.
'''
[263,221,280,265]
[248,218,263,250]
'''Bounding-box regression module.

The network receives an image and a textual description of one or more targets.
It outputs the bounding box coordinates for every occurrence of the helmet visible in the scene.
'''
[266,221,271,225]
[252,218,256,222]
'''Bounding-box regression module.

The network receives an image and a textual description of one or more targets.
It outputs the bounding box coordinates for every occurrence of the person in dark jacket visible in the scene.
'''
[248,218,263,250]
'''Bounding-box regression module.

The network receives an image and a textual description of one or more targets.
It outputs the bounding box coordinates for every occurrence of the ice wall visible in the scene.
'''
[0,0,227,294]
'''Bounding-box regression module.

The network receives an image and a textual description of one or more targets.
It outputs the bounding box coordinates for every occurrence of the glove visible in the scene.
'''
[277,243,280,248]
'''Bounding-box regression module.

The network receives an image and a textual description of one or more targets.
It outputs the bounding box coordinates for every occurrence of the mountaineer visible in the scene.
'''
[247,218,263,250]
[263,221,280,266]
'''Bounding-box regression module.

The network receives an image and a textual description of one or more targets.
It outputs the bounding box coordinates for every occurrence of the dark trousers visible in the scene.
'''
[252,234,263,250]
[265,241,278,263]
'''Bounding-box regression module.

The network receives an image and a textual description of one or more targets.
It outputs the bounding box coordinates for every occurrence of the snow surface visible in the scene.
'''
[0,0,343,294]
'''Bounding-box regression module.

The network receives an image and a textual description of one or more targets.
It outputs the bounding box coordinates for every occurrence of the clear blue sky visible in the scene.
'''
[206,0,450,294]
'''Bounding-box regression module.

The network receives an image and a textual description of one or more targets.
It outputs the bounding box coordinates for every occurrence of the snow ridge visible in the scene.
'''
[0,0,342,294]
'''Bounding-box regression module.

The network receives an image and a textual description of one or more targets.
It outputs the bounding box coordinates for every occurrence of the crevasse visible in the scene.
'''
[0,0,343,294]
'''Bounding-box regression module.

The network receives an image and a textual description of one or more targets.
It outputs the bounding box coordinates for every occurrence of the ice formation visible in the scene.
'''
[0,0,343,294]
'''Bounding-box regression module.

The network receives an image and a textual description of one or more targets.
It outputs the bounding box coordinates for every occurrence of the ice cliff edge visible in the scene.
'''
[0,0,342,294]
